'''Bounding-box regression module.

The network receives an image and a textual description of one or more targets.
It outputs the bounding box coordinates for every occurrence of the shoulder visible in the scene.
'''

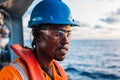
[0,60,22,80]
[0,58,28,80]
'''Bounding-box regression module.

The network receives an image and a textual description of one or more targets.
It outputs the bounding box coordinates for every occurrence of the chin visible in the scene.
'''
[55,57,65,61]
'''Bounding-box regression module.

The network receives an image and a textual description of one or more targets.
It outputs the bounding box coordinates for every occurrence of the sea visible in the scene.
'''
[25,40,120,80]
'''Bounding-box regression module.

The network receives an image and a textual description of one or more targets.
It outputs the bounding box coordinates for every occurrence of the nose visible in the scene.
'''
[60,33,70,44]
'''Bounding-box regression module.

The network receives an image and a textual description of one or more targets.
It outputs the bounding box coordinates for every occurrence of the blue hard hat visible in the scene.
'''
[28,0,79,28]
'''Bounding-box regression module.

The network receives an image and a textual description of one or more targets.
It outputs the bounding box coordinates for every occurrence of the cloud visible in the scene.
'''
[100,17,117,24]
[94,25,102,29]
[100,8,120,24]
[116,9,120,15]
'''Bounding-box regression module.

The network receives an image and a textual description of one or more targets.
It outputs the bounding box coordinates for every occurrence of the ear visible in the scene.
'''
[35,33,44,43]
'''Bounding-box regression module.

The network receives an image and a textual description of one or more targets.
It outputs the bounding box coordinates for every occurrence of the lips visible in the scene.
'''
[59,45,68,51]
[59,46,68,55]
[60,48,67,52]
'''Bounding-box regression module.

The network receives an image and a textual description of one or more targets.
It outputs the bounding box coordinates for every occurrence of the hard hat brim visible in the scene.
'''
[28,19,79,28]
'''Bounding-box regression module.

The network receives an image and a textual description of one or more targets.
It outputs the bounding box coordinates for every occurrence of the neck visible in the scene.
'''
[36,48,53,69]
[36,48,54,79]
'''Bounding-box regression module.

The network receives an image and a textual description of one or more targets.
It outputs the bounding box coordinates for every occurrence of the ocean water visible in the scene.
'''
[59,40,120,80]
[25,40,120,80]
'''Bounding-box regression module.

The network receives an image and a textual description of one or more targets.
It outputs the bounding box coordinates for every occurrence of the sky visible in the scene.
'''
[23,0,120,40]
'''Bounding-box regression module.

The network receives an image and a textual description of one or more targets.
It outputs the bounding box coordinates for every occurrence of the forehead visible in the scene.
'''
[36,24,71,30]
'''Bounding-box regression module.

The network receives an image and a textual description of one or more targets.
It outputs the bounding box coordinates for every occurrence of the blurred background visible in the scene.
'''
[23,0,120,80]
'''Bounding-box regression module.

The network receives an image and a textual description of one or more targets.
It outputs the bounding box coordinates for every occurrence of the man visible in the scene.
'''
[0,12,10,49]
[0,12,10,68]
[0,0,79,80]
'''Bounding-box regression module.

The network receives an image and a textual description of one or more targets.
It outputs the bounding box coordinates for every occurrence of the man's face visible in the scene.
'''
[36,24,71,61]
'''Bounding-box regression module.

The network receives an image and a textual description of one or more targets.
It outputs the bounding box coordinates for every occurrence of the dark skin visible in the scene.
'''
[35,24,71,79]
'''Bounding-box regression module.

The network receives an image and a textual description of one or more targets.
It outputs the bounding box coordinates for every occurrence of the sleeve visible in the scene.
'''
[0,65,22,80]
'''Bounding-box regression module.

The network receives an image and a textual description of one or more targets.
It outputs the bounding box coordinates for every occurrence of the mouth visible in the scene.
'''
[54,45,69,61]
[59,46,68,55]
[60,48,67,52]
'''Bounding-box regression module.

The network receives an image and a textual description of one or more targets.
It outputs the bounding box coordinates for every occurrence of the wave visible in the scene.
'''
[65,67,120,80]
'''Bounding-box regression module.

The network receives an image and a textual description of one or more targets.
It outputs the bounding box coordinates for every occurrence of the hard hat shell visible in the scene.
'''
[28,0,79,28]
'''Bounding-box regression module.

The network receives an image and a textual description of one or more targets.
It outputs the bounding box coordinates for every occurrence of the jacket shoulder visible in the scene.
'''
[0,58,28,80]
[0,62,22,80]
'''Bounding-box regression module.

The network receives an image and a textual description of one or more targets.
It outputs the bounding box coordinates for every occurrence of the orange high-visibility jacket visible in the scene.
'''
[0,44,68,80]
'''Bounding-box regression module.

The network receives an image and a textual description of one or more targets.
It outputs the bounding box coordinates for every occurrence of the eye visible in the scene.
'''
[56,30,64,37]
[67,32,71,37]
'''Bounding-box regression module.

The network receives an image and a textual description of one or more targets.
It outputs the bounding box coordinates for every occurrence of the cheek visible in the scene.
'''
[51,41,60,54]
[38,39,57,52]
[39,40,47,48]
[37,38,60,59]
[48,41,59,53]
